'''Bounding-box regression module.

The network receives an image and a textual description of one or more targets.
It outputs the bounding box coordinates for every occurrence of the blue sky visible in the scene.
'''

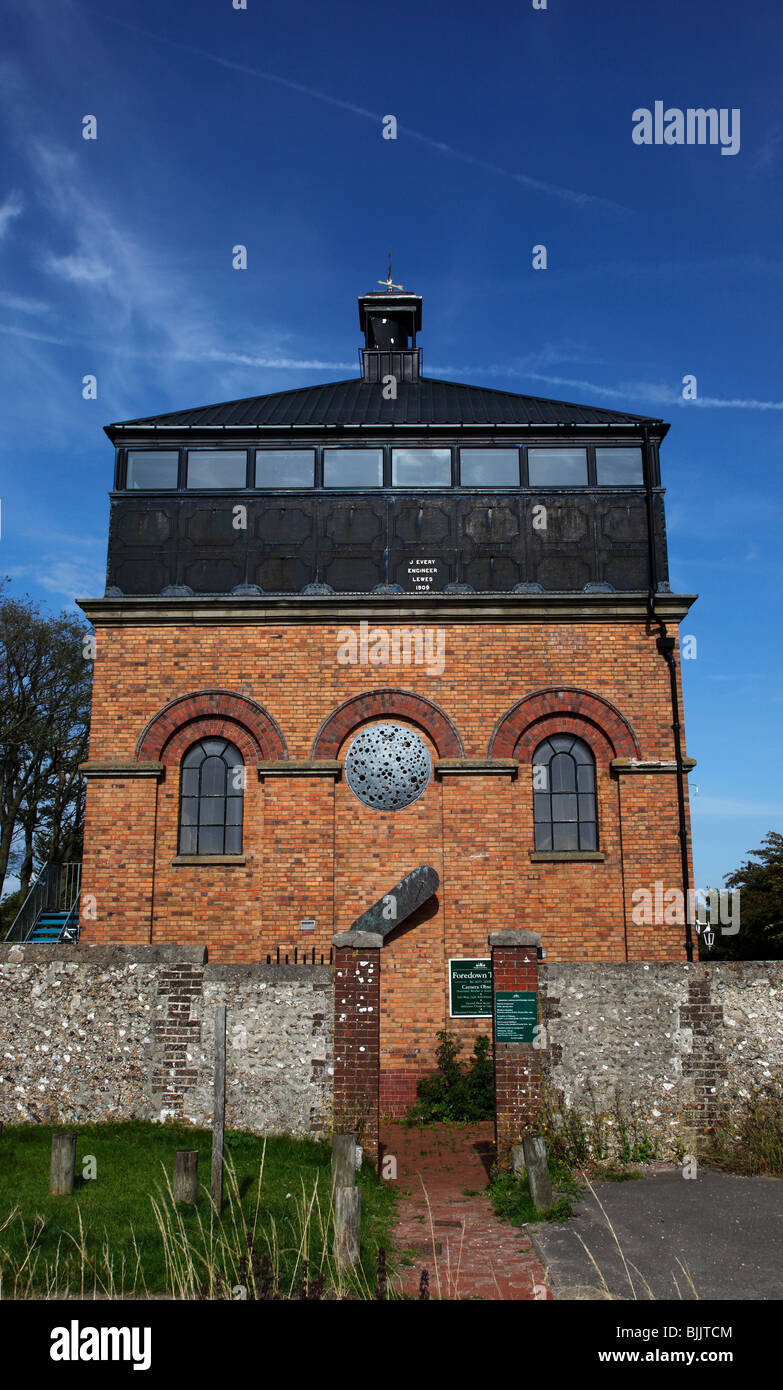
[1,0,781,891]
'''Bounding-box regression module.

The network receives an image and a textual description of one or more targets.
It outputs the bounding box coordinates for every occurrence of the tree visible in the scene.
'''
[0,581,92,903]
[700,832,783,961]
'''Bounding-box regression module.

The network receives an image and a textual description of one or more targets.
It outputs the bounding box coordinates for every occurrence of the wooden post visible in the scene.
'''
[511,1144,526,1179]
[49,1132,77,1195]
[173,1150,199,1204]
[211,1003,226,1212]
[334,1185,361,1268]
[331,1134,357,1191]
[522,1135,554,1214]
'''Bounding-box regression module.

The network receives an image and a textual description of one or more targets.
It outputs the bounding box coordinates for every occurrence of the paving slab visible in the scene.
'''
[528,1168,783,1301]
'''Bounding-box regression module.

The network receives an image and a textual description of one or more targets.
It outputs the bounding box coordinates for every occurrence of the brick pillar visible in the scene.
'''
[332,930,382,1169]
[490,930,542,1171]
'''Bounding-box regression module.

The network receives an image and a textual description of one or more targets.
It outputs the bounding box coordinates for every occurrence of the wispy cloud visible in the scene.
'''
[0,290,50,315]
[44,252,113,284]
[0,323,355,374]
[750,124,783,175]
[8,533,106,608]
[190,349,355,372]
[38,557,106,602]
[0,190,24,239]
[520,371,783,413]
[105,17,627,214]
[0,323,71,346]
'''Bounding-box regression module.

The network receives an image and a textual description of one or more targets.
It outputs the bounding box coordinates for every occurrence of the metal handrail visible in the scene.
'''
[59,884,82,943]
[4,862,82,943]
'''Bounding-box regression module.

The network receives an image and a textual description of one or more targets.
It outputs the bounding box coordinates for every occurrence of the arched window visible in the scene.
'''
[178,738,244,855]
[532,735,597,851]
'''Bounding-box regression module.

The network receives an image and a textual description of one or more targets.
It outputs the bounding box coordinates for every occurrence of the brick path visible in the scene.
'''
[381,1121,551,1300]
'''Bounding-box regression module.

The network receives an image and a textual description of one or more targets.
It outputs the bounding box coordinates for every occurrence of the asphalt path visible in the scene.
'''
[528,1169,783,1300]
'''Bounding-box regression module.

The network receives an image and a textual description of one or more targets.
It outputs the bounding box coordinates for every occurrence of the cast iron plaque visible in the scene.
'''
[495,990,538,1043]
[449,958,493,1017]
[404,558,446,592]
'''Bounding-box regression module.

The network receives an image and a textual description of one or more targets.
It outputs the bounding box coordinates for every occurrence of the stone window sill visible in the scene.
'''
[529,851,605,862]
[171,855,246,866]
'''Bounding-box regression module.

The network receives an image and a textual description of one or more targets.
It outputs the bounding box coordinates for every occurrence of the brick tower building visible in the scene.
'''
[78,283,696,1113]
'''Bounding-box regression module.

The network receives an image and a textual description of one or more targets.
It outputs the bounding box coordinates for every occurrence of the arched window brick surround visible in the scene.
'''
[158,717,259,768]
[136,691,287,766]
[520,714,616,765]
[490,689,640,762]
[312,690,464,759]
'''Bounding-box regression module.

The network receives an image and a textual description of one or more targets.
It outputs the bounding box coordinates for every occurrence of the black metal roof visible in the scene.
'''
[106,376,663,435]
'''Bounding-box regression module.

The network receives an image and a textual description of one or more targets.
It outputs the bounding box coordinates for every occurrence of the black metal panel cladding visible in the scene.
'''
[105,489,669,596]
[107,377,660,434]
[105,369,671,597]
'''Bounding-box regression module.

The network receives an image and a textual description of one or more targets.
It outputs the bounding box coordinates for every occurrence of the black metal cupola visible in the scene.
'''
[358,269,422,383]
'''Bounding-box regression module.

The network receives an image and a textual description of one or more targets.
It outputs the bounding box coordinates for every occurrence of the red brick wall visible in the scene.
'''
[492,940,542,1169]
[333,944,380,1163]
[81,616,694,1107]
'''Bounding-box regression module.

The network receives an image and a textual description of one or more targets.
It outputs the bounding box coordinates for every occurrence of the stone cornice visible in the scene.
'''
[79,760,164,779]
[257,760,341,778]
[77,592,698,626]
[610,757,697,774]
[489,930,542,948]
[435,758,519,777]
[332,931,384,948]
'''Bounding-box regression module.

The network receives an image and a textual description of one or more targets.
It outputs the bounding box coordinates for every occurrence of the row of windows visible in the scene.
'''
[178,734,599,855]
[124,445,645,492]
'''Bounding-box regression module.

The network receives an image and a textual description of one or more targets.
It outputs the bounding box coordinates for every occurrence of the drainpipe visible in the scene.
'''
[656,627,694,962]
[643,428,694,962]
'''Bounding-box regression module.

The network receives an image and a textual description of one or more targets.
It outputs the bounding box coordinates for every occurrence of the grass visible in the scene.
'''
[702,1083,783,1176]
[488,1159,577,1225]
[0,1121,397,1298]
[588,1162,645,1182]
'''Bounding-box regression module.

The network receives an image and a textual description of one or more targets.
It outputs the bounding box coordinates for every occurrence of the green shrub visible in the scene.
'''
[406,1031,494,1123]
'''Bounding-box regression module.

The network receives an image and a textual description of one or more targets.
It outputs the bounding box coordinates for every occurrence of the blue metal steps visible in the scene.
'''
[29,912,70,942]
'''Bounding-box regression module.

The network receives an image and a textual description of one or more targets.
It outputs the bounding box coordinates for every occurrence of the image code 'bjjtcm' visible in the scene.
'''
[75,280,696,1114]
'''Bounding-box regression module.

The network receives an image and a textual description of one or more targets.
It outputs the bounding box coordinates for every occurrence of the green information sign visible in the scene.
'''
[449,958,492,1017]
[495,990,538,1043]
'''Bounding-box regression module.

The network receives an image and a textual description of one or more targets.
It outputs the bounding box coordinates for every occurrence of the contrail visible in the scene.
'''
[6,323,779,411]
[104,17,627,213]
[522,371,783,411]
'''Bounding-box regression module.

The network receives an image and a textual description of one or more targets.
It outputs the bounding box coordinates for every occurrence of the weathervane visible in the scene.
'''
[378,250,404,293]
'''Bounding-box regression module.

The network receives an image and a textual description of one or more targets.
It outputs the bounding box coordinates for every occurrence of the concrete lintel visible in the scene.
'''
[435,758,519,777]
[611,757,697,775]
[257,760,341,778]
[530,852,605,862]
[332,931,384,949]
[171,855,246,866]
[79,760,164,779]
[489,930,542,948]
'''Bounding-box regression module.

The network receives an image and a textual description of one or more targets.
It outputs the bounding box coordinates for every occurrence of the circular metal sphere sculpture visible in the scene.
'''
[344,723,432,811]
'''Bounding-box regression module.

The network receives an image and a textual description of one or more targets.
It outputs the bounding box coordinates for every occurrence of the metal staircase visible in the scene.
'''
[4,862,81,944]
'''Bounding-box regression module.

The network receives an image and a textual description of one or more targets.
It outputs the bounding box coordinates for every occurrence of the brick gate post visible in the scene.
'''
[332,931,382,1170]
[490,930,542,1171]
